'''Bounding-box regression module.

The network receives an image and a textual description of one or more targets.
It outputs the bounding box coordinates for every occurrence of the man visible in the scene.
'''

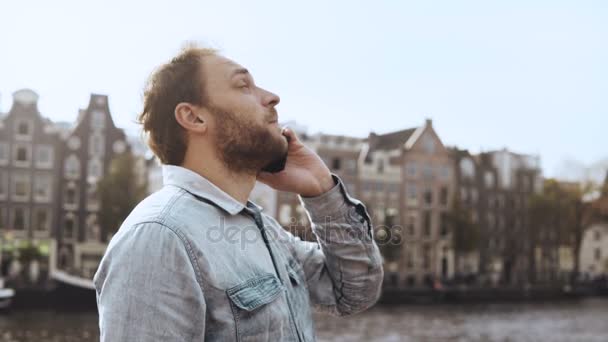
[94,46,384,341]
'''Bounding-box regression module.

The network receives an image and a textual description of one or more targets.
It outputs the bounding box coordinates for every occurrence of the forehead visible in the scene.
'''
[201,54,248,85]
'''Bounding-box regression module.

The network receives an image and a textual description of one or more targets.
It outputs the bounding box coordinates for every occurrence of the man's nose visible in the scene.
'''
[262,89,280,108]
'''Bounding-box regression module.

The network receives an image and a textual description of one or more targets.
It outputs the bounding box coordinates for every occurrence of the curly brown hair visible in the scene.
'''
[137,45,217,165]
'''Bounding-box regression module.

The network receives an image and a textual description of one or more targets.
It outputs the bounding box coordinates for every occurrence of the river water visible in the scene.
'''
[1,298,607,341]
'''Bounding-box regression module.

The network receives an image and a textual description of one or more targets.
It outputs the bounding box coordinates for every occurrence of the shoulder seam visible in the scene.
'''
[131,218,206,294]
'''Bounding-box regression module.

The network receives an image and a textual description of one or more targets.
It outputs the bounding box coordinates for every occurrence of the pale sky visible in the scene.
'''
[1,0,606,179]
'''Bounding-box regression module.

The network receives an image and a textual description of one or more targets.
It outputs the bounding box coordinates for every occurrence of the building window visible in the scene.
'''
[376,182,385,193]
[595,248,601,261]
[86,214,101,241]
[485,171,494,188]
[377,160,384,174]
[91,110,106,130]
[407,214,417,235]
[460,186,468,204]
[440,165,450,180]
[87,184,100,211]
[487,213,495,229]
[440,187,448,206]
[12,174,30,201]
[331,157,341,170]
[470,188,478,204]
[424,187,433,205]
[440,212,449,236]
[13,143,31,166]
[64,184,79,208]
[34,208,51,232]
[64,155,80,179]
[11,207,28,230]
[422,135,435,154]
[423,211,432,237]
[0,142,9,165]
[595,230,601,241]
[423,164,433,179]
[89,134,105,156]
[33,174,53,202]
[0,208,6,229]
[407,183,418,207]
[35,145,54,169]
[405,248,414,269]
[279,204,292,226]
[15,119,33,140]
[64,214,76,240]
[0,171,7,200]
[460,158,475,180]
[423,244,431,270]
[87,159,103,183]
[406,162,417,178]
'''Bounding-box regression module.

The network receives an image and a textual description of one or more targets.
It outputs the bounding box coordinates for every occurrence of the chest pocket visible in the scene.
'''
[285,260,316,342]
[226,273,293,342]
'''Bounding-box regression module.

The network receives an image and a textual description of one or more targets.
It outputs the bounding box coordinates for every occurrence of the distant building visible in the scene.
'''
[55,94,130,278]
[0,89,64,285]
[361,119,454,288]
[450,148,543,285]
[579,223,608,278]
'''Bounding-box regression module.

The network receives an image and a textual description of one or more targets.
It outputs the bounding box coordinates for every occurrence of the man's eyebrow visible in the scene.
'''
[231,68,250,78]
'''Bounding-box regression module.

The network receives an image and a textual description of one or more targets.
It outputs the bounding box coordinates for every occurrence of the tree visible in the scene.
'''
[97,153,148,240]
[448,200,479,274]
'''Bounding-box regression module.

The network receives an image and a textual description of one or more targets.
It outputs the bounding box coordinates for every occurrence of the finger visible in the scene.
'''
[281,127,302,145]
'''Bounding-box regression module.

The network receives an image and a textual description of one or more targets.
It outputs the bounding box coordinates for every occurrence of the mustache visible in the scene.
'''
[266,108,278,122]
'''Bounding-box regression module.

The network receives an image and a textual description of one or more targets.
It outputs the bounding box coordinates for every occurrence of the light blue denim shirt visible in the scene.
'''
[94,165,384,341]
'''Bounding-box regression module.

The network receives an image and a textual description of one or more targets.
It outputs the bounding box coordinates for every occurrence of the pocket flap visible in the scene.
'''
[226,274,284,311]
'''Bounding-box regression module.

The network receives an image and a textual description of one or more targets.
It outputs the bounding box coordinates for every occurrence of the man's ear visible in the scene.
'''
[175,103,208,134]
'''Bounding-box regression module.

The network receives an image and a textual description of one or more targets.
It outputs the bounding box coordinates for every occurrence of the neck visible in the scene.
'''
[181,148,257,205]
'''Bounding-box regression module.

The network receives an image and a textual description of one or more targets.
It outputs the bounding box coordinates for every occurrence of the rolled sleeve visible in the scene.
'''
[293,174,384,316]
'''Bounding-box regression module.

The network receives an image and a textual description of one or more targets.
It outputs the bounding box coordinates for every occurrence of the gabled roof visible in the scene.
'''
[370,128,417,151]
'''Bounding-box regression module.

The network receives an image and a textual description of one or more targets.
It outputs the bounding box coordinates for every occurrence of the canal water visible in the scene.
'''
[1,298,607,341]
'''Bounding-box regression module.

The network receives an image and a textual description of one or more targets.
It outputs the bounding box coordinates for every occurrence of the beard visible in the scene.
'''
[208,105,288,175]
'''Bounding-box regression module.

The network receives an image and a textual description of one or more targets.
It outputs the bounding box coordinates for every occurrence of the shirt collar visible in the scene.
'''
[162,164,263,215]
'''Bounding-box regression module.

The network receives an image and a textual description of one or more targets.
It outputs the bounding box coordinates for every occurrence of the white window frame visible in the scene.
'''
[33,207,52,233]
[13,142,32,167]
[14,118,33,141]
[35,145,54,169]
[460,158,475,180]
[406,162,417,178]
[89,133,105,157]
[91,110,106,130]
[10,206,29,231]
[33,173,53,203]
[64,154,81,179]
[11,173,31,202]
[87,183,100,211]
[0,141,9,165]
[86,214,101,241]
[63,183,80,210]
[87,158,103,183]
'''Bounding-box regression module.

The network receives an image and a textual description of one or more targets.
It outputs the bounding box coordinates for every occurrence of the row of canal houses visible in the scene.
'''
[0,89,132,289]
[1,89,606,292]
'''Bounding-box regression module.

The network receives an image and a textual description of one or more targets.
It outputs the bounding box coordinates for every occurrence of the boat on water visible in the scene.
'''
[0,277,15,310]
